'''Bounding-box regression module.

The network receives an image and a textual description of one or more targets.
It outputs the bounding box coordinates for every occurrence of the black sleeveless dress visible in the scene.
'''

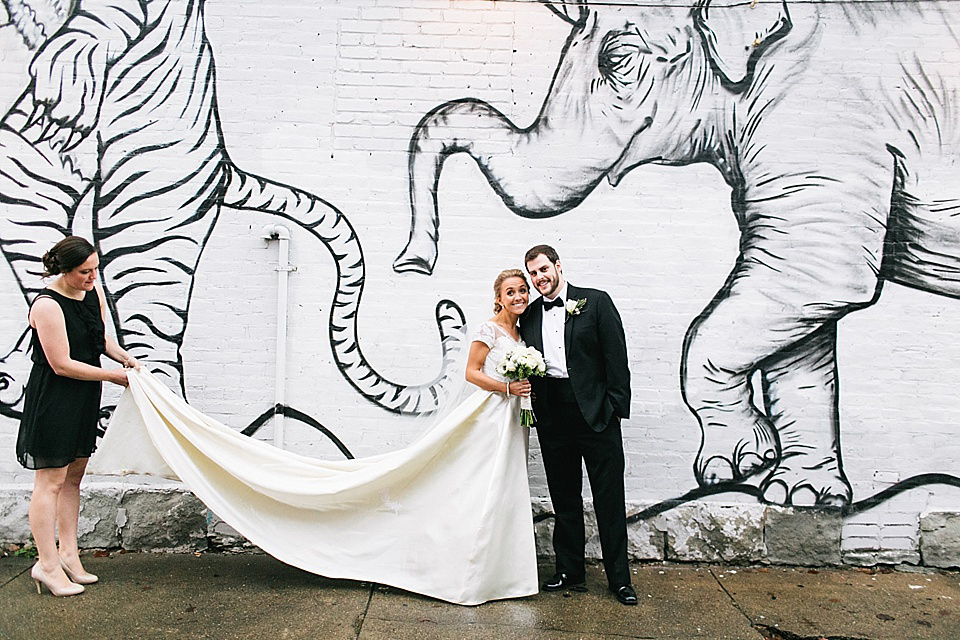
[16,289,106,469]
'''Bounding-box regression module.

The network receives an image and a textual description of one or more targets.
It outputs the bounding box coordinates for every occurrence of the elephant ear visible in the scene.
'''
[694,0,792,90]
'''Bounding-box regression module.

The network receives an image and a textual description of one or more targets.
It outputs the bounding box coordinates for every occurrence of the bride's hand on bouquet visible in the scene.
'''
[509,379,531,397]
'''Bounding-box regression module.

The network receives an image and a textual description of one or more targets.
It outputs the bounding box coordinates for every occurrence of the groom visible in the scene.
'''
[519,245,636,606]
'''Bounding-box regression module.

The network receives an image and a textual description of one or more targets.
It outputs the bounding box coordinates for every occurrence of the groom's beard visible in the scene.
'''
[537,277,559,298]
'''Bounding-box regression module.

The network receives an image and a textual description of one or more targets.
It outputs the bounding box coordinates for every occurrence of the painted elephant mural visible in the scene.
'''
[0,0,465,420]
[395,0,960,507]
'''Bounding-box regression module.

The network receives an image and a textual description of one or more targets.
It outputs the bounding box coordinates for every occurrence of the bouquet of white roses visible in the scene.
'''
[496,346,547,427]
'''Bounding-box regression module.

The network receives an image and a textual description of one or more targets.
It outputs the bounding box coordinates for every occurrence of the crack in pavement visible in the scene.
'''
[706,568,875,640]
[755,624,872,640]
[707,566,765,635]
[353,583,374,639]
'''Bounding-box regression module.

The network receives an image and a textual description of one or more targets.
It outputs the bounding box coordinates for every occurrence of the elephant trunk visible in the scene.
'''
[223,164,466,416]
[394,99,613,275]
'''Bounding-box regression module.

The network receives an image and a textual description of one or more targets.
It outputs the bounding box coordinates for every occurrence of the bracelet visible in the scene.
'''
[505,381,510,396]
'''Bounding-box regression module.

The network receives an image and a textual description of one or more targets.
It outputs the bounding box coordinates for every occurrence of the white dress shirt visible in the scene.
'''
[541,283,569,378]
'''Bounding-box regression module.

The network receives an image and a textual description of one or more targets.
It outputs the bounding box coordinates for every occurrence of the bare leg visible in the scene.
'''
[56,457,91,575]
[28,466,75,590]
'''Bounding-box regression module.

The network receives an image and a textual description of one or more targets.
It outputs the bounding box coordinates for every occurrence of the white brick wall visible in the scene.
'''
[2,0,960,562]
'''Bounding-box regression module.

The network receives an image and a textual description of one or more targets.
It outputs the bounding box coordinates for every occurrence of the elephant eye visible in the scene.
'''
[598,31,652,89]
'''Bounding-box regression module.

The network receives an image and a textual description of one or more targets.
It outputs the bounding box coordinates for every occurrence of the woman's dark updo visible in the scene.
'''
[41,236,96,277]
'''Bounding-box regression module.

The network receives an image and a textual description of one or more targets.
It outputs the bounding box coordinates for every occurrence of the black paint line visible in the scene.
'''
[847,473,960,515]
[625,484,764,523]
[0,404,22,420]
[242,404,355,460]
[533,484,762,524]
[533,474,960,524]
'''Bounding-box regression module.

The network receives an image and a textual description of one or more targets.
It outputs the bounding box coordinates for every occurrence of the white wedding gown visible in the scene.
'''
[88,321,537,605]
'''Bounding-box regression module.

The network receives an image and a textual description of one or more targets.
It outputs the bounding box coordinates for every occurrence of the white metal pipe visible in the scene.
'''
[261,224,294,448]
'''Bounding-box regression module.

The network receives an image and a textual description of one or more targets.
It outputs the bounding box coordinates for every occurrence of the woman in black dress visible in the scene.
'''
[17,237,139,597]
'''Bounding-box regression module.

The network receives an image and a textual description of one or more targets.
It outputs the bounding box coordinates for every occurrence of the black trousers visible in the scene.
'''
[536,377,630,587]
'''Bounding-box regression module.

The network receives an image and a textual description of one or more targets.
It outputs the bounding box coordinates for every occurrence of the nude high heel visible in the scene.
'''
[60,558,98,585]
[31,563,84,597]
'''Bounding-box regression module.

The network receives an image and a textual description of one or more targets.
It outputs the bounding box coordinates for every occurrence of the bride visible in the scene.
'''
[90,269,539,605]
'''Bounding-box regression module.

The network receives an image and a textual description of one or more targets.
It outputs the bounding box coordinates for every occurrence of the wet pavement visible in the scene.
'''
[0,552,958,639]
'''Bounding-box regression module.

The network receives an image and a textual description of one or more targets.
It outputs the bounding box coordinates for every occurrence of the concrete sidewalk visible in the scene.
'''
[0,552,957,639]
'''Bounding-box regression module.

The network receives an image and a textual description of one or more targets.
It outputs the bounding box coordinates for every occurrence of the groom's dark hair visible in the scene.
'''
[524,244,559,266]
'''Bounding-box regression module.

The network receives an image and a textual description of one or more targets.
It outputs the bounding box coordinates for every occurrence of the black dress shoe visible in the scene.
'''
[611,584,638,605]
[542,572,587,592]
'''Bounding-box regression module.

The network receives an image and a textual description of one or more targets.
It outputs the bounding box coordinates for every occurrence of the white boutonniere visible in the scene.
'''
[565,298,586,316]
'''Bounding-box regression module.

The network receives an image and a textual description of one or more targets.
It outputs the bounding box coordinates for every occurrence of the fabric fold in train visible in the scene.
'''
[89,370,537,606]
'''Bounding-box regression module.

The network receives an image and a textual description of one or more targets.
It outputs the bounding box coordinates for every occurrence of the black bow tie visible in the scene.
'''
[543,297,564,310]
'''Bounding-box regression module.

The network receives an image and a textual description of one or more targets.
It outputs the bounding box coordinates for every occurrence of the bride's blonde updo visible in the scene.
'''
[492,268,527,313]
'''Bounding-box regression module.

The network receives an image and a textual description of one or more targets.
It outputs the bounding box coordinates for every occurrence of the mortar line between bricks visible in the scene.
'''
[707,567,767,638]
[353,583,374,639]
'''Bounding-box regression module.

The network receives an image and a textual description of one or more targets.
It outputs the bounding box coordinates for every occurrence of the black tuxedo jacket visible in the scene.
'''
[519,284,630,432]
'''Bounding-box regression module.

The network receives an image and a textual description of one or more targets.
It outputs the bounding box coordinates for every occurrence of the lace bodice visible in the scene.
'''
[472,321,524,382]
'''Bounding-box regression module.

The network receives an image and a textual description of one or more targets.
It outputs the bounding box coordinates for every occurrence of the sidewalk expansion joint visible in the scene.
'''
[353,584,374,639]
[707,567,760,630]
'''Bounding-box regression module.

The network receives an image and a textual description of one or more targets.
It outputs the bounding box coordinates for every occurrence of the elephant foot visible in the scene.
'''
[695,417,779,486]
[393,237,437,275]
[760,460,852,509]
